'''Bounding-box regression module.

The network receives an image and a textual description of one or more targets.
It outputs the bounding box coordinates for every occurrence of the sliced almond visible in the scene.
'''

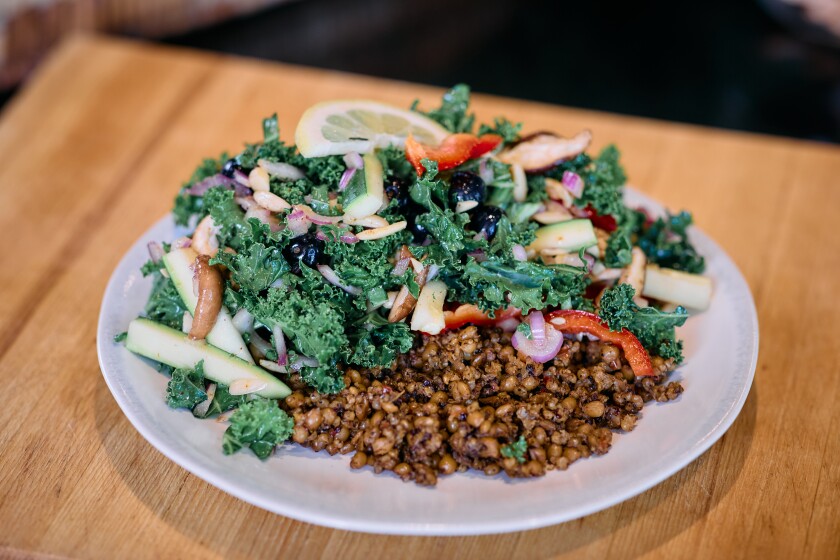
[533,210,573,225]
[343,214,389,228]
[248,167,271,192]
[229,378,269,396]
[511,163,527,202]
[356,220,407,241]
[253,191,291,212]
[455,200,479,213]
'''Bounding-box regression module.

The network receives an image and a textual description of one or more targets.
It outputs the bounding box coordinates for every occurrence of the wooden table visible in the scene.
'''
[1,35,838,559]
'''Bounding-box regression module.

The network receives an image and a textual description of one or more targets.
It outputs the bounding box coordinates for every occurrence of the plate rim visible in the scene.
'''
[96,189,759,535]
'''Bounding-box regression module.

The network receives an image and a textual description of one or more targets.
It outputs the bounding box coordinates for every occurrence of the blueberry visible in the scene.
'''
[469,205,504,239]
[449,171,486,208]
[384,176,411,209]
[282,233,324,275]
[221,158,241,178]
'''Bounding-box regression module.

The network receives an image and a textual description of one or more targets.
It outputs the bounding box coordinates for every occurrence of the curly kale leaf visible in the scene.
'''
[547,146,626,219]
[262,113,280,142]
[604,208,645,268]
[412,84,474,134]
[222,399,294,459]
[501,436,527,463]
[350,321,414,368]
[410,163,469,254]
[212,239,288,292]
[599,283,689,362]
[203,187,250,251]
[637,211,705,273]
[457,259,588,315]
[193,385,247,419]
[166,361,207,409]
[478,117,522,144]
[172,153,229,226]
[144,273,187,330]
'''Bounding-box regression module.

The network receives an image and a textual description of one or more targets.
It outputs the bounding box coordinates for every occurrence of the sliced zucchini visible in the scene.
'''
[642,265,712,310]
[162,247,253,363]
[343,152,385,218]
[126,318,290,399]
[528,218,597,253]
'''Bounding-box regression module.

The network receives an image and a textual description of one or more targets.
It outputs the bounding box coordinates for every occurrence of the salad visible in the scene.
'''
[119,85,712,484]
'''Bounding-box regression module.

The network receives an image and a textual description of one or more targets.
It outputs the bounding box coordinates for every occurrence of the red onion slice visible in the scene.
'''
[272,325,288,366]
[528,310,546,342]
[296,204,342,225]
[340,232,359,244]
[478,158,494,184]
[147,241,164,263]
[512,244,528,262]
[248,329,273,359]
[291,356,319,370]
[343,152,364,169]
[561,171,584,198]
[338,167,357,191]
[233,169,250,187]
[512,323,564,363]
[317,264,363,296]
[184,173,236,196]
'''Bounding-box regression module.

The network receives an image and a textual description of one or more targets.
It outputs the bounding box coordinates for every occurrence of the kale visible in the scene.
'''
[377,145,414,181]
[524,175,548,204]
[144,273,187,330]
[637,211,705,273]
[203,187,250,251]
[547,146,626,219]
[171,153,229,226]
[113,331,128,343]
[222,399,294,459]
[478,117,522,144]
[325,232,410,293]
[193,385,247,419]
[501,436,527,463]
[410,162,470,254]
[166,361,207,409]
[598,283,689,362]
[412,84,475,134]
[604,209,645,268]
[212,236,288,292]
[350,321,414,368]
[262,113,280,142]
[457,259,587,314]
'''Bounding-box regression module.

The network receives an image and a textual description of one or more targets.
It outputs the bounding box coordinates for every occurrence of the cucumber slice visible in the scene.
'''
[162,247,253,363]
[528,219,597,253]
[343,152,385,218]
[126,318,290,399]
[642,265,712,310]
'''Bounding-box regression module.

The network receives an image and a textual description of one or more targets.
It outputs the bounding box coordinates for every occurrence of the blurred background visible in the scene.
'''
[2,0,839,142]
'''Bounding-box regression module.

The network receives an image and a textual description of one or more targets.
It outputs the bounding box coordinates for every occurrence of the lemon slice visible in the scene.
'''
[294,100,451,158]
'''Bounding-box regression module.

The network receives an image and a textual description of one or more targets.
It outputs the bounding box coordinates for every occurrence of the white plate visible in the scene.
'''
[96,189,758,536]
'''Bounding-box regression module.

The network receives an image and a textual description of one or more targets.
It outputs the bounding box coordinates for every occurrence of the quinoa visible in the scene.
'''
[282,326,682,486]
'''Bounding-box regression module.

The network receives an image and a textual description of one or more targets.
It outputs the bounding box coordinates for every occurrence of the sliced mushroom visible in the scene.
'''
[388,246,429,323]
[188,255,224,341]
[498,130,592,173]
[619,247,648,306]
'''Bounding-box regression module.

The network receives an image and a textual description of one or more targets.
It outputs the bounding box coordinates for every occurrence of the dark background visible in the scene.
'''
[13,0,840,142]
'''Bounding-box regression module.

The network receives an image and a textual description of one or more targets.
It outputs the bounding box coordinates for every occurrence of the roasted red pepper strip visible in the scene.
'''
[544,309,655,376]
[405,133,503,176]
[443,304,520,331]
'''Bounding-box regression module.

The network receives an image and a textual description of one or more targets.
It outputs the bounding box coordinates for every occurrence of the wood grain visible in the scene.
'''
[1,35,838,560]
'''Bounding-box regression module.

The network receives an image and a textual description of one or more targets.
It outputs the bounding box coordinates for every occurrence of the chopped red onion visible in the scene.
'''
[338,167,357,191]
[233,169,250,187]
[512,323,564,363]
[528,310,546,342]
[317,264,363,296]
[561,171,584,198]
[272,325,288,366]
[147,241,164,263]
[172,237,191,249]
[512,244,528,262]
[340,232,359,244]
[315,230,329,242]
[258,158,305,180]
[343,152,364,169]
[427,264,440,281]
[184,173,236,196]
[467,249,487,262]
[233,184,254,198]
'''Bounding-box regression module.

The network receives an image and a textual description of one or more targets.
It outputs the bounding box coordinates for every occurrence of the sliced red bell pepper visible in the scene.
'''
[443,304,520,331]
[405,133,503,176]
[544,309,654,377]
[579,205,618,232]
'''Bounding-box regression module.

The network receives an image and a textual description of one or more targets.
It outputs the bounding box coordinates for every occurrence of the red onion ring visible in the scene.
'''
[338,167,357,191]
[286,208,311,235]
[561,171,584,198]
[512,322,564,363]
[340,233,359,244]
[528,310,546,342]
[147,241,164,263]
